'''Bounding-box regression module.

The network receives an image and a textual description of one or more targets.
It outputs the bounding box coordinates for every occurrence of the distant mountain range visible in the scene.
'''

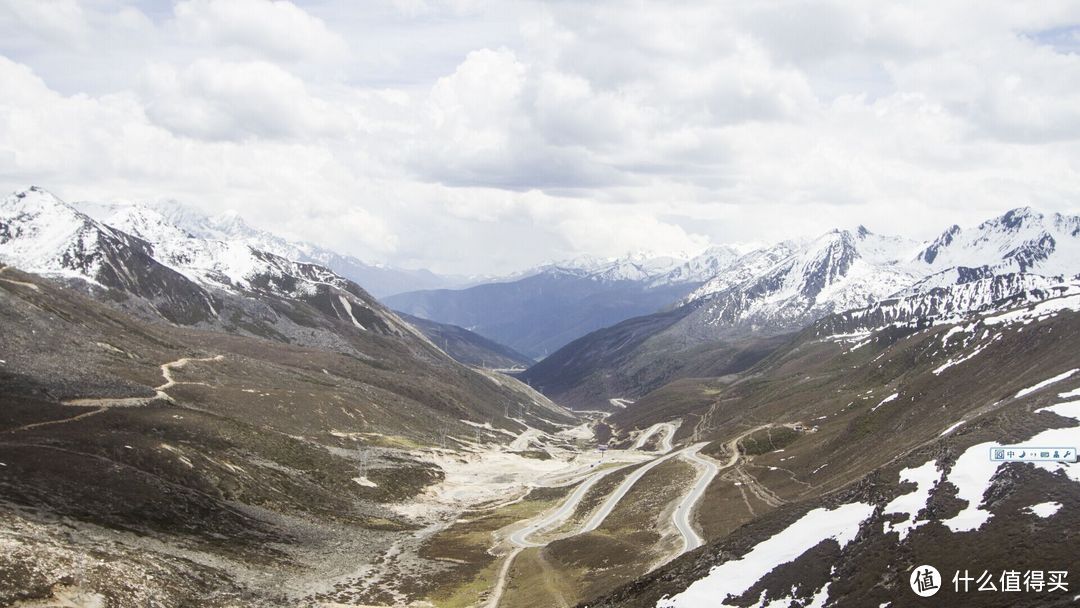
[384,247,754,359]
[522,207,1080,408]
[76,198,469,299]
[6,186,1077,412]
[587,271,1080,608]
[397,312,535,369]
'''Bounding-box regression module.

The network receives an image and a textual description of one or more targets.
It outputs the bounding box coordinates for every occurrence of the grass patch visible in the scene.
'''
[501,547,583,608]
[360,433,426,450]
[740,426,802,456]
[516,450,553,460]
[419,483,579,605]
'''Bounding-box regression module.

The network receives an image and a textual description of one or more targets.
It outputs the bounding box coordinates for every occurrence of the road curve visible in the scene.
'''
[508,464,625,547]
[488,463,628,608]
[668,425,773,557]
[580,445,684,533]
[671,443,719,553]
[631,421,676,451]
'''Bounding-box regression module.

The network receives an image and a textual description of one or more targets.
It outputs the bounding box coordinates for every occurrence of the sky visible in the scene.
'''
[2,1,1080,275]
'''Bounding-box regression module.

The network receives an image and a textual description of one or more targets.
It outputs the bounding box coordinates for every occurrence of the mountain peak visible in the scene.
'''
[1000,206,1040,228]
[10,186,68,208]
[977,206,1043,232]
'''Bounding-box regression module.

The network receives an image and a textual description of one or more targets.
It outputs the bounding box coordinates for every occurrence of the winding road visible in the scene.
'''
[508,465,626,548]
[669,424,775,556]
[580,447,681,532]
[631,421,676,451]
[671,443,719,553]
[485,421,782,607]
[486,421,681,607]
[486,421,682,606]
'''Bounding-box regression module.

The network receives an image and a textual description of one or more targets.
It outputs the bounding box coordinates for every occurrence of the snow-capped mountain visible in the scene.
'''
[818,273,1080,338]
[682,227,923,335]
[541,247,774,286]
[915,207,1080,275]
[522,251,693,283]
[523,208,1080,410]
[76,199,457,298]
[650,245,745,286]
[0,187,218,324]
[682,241,800,302]
[0,187,416,342]
[679,210,1080,338]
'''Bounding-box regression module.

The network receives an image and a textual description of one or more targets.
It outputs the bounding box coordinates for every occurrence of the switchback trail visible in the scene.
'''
[4,355,223,434]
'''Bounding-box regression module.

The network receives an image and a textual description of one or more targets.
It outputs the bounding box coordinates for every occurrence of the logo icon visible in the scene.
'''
[911,565,941,597]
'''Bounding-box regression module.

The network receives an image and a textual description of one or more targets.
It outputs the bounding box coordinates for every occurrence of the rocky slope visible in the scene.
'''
[0,187,442,359]
[0,260,576,606]
[397,312,535,369]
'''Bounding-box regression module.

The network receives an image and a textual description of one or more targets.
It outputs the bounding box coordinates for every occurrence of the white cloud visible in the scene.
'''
[2,1,1080,275]
[172,0,348,62]
[140,58,350,141]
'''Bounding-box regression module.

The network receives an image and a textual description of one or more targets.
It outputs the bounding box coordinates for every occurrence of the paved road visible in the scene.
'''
[508,464,625,547]
[492,421,760,604]
[488,463,629,608]
[671,443,719,553]
[631,421,676,451]
[668,425,773,556]
[580,446,684,533]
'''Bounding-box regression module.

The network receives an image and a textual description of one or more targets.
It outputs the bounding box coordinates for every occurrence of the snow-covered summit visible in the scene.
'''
[915,206,1080,277]
[0,187,141,285]
[1,187,410,335]
[680,208,1080,337]
[531,251,692,283]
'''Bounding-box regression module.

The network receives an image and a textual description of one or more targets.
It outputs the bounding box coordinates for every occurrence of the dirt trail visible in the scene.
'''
[535,549,570,608]
[156,355,224,392]
[486,547,522,608]
[4,355,223,434]
[4,407,109,434]
[0,266,41,291]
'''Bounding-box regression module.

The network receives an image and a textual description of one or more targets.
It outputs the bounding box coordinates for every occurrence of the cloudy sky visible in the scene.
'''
[2,1,1080,274]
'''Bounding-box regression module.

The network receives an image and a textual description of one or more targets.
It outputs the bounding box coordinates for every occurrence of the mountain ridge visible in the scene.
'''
[522,207,1080,409]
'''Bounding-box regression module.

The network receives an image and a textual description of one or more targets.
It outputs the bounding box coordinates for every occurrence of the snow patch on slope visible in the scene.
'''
[882,461,941,541]
[943,400,1080,533]
[1025,501,1061,518]
[1015,369,1078,399]
[656,503,874,608]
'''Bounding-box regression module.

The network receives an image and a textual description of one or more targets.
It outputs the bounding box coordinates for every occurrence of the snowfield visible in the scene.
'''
[1015,369,1078,399]
[656,503,875,608]
[1025,501,1062,518]
[882,461,942,541]
[870,392,899,412]
[943,398,1080,532]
